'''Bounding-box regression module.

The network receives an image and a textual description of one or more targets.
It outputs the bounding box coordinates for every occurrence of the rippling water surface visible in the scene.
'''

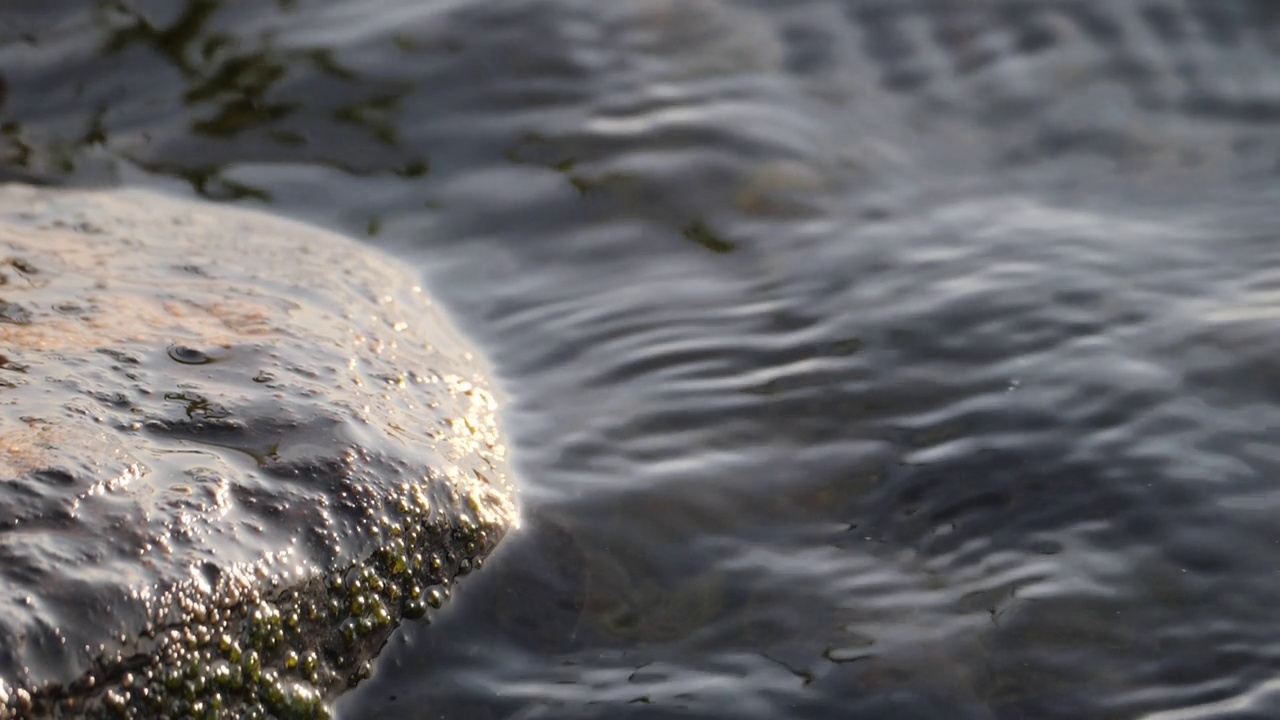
[5,1,1280,718]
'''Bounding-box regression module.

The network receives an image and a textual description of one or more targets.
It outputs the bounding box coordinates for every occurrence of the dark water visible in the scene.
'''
[5,1,1280,718]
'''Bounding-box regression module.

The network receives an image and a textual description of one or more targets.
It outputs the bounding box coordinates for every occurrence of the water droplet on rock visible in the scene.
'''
[0,300,31,324]
[167,345,213,365]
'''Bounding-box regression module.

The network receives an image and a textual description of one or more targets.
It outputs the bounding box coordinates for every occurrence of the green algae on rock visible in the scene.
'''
[0,184,517,718]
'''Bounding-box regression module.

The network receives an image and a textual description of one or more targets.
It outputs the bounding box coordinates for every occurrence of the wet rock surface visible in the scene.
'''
[0,184,516,718]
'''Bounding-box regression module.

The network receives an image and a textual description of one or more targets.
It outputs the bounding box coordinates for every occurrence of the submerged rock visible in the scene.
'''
[0,185,517,718]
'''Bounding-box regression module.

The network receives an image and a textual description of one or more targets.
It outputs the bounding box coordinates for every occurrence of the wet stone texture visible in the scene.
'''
[0,184,517,718]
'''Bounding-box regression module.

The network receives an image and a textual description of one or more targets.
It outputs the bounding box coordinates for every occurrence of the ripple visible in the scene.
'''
[8,0,1280,718]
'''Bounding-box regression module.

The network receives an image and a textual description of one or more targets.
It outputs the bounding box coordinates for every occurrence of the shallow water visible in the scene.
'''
[5,1,1280,718]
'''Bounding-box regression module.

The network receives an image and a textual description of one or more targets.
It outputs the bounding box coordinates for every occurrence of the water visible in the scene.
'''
[5,1,1280,718]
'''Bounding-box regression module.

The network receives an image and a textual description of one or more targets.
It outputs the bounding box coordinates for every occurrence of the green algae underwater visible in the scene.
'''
[0,184,517,718]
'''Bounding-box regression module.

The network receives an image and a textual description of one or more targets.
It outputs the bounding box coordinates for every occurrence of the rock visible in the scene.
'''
[0,184,517,718]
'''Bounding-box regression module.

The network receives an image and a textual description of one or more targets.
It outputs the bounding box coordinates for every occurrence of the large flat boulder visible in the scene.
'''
[0,185,517,718]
